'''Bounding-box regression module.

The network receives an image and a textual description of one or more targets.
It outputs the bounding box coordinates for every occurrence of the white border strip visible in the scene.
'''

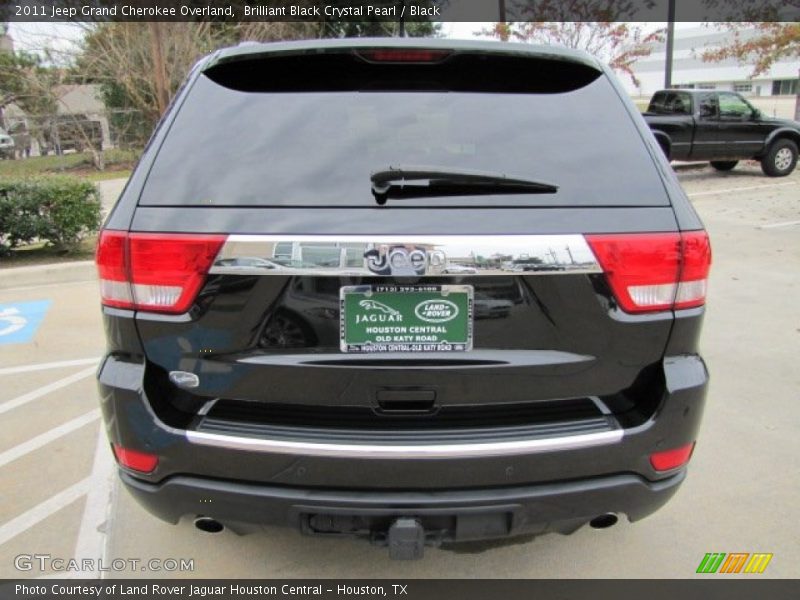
[0,476,92,547]
[687,181,798,198]
[0,366,96,416]
[760,219,800,229]
[0,358,100,377]
[0,409,101,468]
[73,425,115,579]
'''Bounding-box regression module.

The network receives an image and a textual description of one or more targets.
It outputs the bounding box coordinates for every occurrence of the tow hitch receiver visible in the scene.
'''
[388,518,426,560]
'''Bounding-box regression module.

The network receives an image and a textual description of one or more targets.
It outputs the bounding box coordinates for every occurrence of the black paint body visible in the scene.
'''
[97,39,710,545]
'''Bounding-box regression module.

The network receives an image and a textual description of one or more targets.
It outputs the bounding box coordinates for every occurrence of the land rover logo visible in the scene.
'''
[365,246,446,276]
[414,299,459,323]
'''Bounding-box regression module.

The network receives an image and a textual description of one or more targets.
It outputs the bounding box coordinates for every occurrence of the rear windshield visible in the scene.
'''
[140,57,668,208]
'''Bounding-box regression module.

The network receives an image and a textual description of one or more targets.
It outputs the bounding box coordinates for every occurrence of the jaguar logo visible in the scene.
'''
[364,246,446,276]
[358,299,401,317]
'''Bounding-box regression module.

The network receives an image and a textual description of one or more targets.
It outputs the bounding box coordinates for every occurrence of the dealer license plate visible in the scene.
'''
[340,285,473,353]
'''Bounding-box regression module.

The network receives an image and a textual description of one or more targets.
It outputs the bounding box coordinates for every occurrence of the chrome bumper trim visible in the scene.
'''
[186,428,622,459]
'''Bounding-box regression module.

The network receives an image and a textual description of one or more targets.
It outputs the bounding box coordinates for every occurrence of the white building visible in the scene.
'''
[52,84,112,150]
[624,26,799,116]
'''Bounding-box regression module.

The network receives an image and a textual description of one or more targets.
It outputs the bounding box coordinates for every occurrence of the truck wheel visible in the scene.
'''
[761,139,798,177]
[710,160,738,171]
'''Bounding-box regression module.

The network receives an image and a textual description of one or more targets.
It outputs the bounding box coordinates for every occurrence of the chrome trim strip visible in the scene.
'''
[186,428,622,459]
[210,234,601,277]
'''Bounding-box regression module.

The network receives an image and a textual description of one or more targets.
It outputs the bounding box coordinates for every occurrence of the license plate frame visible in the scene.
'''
[340,284,474,353]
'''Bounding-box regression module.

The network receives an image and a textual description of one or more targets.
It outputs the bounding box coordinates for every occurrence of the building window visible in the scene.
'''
[733,82,752,93]
[273,242,293,259]
[697,83,716,90]
[772,79,798,95]
[300,244,341,267]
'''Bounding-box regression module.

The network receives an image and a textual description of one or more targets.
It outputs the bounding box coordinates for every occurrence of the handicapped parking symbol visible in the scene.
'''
[0,300,51,345]
[0,307,27,336]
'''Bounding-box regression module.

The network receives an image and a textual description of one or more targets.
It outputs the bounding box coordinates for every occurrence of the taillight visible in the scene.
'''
[95,230,132,309]
[113,444,159,473]
[586,231,711,313]
[96,231,226,314]
[356,49,452,63]
[674,231,712,309]
[650,442,695,471]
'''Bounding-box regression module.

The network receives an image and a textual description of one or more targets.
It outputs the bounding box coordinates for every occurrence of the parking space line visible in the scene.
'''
[0,409,100,468]
[73,426,115,578]
[0,366,96,415]
[687,181,798,198]
[760,220,800,229]
[0,476,92,547]
[0,357,100,377]
[0,280,96,294]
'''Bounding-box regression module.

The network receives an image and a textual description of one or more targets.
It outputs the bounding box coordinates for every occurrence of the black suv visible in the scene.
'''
[96,39,711,560]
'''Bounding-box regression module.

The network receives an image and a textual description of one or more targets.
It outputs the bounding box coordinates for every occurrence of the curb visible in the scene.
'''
[0,261,96,291]
[672,161,708,171]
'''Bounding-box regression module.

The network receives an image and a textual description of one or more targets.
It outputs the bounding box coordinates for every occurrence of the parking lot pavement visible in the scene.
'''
[0,280,108,579]
[0,163,797,579]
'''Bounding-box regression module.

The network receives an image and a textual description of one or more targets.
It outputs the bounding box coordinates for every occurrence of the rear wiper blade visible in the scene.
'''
[370,166,558,205]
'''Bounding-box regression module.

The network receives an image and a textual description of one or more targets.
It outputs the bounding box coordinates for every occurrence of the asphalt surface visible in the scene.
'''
[0,162,797,579]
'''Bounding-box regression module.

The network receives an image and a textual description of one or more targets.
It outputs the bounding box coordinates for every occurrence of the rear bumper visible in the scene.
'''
[121,469,685,542]
[98,350,707,537]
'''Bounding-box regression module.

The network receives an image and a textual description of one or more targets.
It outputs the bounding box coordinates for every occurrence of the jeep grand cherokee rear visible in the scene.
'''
[95,39,710,559]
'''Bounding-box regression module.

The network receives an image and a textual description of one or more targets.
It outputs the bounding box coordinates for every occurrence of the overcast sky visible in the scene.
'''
[8,22,86,59]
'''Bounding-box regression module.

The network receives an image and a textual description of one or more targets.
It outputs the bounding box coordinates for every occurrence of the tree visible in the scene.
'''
[78,24,220,129]
[75,22,318,147]
[0,51,58,118]
[319,0,440,37]
[321,21,440,38]
[486,0,664,86]
[75,17,438,149]
[0,50,61,160]
[701,23,800,77]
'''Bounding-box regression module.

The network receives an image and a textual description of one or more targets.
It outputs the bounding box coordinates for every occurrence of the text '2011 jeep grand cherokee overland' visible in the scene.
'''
[95,39,711,560]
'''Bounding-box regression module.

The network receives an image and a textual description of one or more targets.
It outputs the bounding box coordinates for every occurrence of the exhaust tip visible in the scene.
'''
[194,516,224,534]
[589,513,618,529]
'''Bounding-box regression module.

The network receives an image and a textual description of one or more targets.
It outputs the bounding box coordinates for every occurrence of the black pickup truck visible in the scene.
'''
[644,89,800,176]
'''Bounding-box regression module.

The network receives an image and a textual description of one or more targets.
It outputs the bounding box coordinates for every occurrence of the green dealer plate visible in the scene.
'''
[340,285,474,353]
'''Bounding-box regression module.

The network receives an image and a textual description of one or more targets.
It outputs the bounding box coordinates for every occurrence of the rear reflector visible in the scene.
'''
[357,49,452,63]
[96,231,226,314]
[586,231,711,313]
[650,442,695,471]
[112,444,159,473]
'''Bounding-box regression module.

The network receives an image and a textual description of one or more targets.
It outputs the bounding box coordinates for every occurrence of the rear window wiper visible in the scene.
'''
[370,166,558,205]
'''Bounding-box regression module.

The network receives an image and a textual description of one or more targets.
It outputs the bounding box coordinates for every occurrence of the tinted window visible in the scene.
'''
[666,92,691,114]
[698,94,719,119]
[718,92,753,120]
[648,91,691,115]
[648,92,667,113]
[141,71,669,207]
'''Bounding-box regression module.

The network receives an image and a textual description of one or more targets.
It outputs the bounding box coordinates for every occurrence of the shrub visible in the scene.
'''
[0,176,101,255]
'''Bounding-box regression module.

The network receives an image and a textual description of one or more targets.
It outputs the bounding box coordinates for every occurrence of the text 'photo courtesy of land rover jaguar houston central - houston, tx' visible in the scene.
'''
[95,39,711,560]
